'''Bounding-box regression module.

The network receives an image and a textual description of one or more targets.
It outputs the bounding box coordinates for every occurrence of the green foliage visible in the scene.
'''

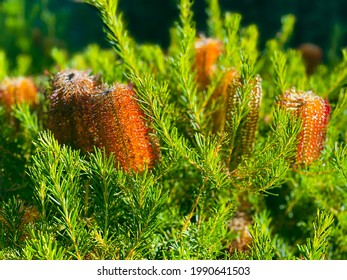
[333,143,347,184]
[0,197,26,247]
[297,210,334,260]
[23,229,67,260]
[0,0,347,260]
[0,0,57,73]
[230,109,301,192]
[249,211,275,260]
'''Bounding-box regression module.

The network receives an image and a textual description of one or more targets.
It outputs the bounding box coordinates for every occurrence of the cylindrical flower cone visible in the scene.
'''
[279,88,331,165]
[209,68,239,133]
[194,37,222,88]
[228,210,253,253]
[227,75,263,159]
[92,84,158,172]
[48,69,99,150]
[298,43,323,75]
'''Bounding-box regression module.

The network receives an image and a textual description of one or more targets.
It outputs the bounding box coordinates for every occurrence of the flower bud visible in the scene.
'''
[210,68,238,133]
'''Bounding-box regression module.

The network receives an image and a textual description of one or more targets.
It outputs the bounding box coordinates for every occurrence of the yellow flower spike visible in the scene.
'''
[227,74,263,159]
[210,68,239,133]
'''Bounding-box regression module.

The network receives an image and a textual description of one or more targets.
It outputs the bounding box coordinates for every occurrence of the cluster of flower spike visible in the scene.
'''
[193,36,330,166]
[279,88,331,165]
[48,70,158,172]
[0,77,37,110]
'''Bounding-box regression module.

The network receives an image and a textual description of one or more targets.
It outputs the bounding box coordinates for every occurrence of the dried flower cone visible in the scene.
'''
[0,77,37,109]
[92,84,158,172]
[279,88,331,165]
[194,37,222,88]
[48,69,99,150]
[227,75,263,158]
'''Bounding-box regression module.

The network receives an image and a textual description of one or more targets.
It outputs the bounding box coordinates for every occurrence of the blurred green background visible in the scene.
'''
[0,0,346,73]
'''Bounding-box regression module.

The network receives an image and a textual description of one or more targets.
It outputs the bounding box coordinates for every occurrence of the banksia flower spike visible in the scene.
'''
[48,69,99,150]
[209,68,239,133]
[227,75,263,159]
[194,36,222,88]
[91,84,158,172]
[0,77,37,110]
[48,70,158,172]
[279,88,331,165]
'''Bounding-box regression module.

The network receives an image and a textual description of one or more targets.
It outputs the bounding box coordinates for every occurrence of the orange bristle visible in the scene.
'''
[92,84,158,172]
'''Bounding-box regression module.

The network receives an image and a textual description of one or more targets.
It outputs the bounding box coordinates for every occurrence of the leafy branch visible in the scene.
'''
[297,210,334,260]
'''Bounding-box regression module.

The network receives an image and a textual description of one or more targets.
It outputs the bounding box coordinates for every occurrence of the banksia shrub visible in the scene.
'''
[279,88,331,165]
[194,37,222,88]
[48,69,158,172]
[3,0,347,262]
[0,77,37,110]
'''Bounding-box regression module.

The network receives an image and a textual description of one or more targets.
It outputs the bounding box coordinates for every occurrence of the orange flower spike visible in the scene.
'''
[93,84,158,172]
[48,70,99,149]
[279,88,331,165]
[0,77,37,109]
[194,37,222,88]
